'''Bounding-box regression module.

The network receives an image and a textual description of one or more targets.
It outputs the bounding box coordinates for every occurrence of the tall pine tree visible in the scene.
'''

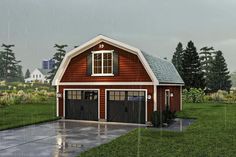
[200,46,214,90]
[0,44,21,82]
[48,44,68,82]
[182,41,205,89]
[172,42,184,77]
[208,51,232,92]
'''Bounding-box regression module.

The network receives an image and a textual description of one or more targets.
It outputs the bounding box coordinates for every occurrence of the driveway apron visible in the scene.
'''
[0,120,138,157]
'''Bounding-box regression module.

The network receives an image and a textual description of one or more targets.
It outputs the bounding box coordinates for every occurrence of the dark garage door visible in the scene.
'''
[65,90,98,121]
[107,91,145,124]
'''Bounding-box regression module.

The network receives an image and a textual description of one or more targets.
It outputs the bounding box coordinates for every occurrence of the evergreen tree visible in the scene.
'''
[208,51,232,92]
[0,44,21,82]
[182,41,205,89]
[199,46,214,90]
[172,42,184,77]
[48,44,68,81]
[0,52,4,80]
[25,69,31,78]
[15,65,24,82]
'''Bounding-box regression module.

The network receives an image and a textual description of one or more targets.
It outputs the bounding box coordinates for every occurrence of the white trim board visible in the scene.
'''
[105,89,148,123]
[158,84,184,86]
[52,35,159,86]
[59,82,153,86]
[91,50,114,76]
[63,88,100,120]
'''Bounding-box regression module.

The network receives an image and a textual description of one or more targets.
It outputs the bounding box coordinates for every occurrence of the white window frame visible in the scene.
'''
[91,50,114,76]
[165,89,171,109]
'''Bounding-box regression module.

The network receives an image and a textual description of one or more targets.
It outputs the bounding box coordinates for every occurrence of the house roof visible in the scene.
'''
[52,35,184,86]
[37,68,51,76]
[141,51,184,84]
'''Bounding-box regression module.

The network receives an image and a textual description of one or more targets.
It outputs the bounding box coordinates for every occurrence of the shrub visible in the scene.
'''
[183,88,205,103]
[151,110,176,127]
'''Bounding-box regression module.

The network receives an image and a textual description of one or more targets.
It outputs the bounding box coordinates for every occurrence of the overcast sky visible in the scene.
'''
[0,0,236,73]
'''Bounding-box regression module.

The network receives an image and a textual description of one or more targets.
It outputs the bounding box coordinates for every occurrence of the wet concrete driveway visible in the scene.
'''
[0,120,138,157]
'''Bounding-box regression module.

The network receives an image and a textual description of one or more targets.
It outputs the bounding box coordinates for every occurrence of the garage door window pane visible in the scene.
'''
[115,93,120,100]
[67,91,72,99]
[77,91,81,100]
[72,91,77,99]
[120,92,125,100]
[128,91,145,101]
[139,92,145,96]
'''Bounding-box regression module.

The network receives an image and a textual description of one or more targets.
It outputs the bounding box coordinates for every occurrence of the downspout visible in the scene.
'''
[153,85,157,111]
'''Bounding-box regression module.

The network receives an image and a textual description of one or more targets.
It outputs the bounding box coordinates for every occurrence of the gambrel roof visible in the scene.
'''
[141,52,184,84]
[52,35,184,86]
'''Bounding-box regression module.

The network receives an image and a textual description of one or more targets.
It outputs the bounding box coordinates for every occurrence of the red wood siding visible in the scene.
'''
[58,85,154,121]
[157,86,181,112]
[60,42,152,82]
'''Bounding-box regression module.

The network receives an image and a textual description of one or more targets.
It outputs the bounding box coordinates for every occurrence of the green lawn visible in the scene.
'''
[79,103,236,157]
[0,99,57,131]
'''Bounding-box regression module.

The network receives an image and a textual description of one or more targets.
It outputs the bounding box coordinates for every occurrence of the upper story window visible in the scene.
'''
[92,50,113,76]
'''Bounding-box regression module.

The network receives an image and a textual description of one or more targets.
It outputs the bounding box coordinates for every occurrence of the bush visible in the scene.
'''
[151,109,176,127]
[183,88,205,103]
[204,90,236,104]
[0,90,55,106]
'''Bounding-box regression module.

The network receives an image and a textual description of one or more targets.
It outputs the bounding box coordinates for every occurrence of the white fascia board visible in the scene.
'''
[52,35,159,86]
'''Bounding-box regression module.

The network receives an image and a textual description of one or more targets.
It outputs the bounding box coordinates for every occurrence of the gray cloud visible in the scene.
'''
[0,0,235,72]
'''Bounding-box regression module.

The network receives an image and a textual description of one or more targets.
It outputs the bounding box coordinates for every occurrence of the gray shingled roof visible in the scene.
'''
[141,51,184,84]
[38,68,51,76]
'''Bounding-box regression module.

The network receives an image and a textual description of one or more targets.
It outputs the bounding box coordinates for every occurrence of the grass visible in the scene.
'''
[79,103,236,157]
[0,98,58,131]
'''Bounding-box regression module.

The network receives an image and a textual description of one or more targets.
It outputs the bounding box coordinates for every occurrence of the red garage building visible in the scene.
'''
[52,35,184,124]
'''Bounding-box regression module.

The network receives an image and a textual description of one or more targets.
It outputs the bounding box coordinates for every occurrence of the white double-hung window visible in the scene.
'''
[92,50,113,76]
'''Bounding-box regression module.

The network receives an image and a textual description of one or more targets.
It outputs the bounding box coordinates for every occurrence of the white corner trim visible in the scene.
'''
[56,85,59,117]
[105,89,148,122]
[63,89,100,120]
[52,35,158,86]
[59,82,153,86]
[180,86,183,111]
[165,89,171,108]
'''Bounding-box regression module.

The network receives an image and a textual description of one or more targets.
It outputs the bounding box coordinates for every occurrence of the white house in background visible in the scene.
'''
[24,68,50,83]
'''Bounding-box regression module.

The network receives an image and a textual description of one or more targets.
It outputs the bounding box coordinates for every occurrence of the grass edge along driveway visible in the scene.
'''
[0,101,57,131]
[79,103,236,157]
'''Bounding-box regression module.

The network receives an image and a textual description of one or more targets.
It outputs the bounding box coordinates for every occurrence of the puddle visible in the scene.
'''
[150,118,195,132]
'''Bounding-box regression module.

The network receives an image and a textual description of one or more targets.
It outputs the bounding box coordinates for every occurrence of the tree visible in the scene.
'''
[15,65,24,82]
[48,44,68,81]
[182,41,205,89]
[0,52,4,80]
[208,51,232,92]
[199,46,214,90]
[25,69,31,78]
[172,42,184,77]
[230,71,236,88]
[0,44,21,82]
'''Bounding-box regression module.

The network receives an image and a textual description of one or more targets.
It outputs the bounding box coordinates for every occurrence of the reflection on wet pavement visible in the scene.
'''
[0,120,138,157]
[151,118,195,132]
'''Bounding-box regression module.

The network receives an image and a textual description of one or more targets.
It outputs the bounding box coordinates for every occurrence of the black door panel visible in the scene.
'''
[65,90,98,121]
[107,91,145,124]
